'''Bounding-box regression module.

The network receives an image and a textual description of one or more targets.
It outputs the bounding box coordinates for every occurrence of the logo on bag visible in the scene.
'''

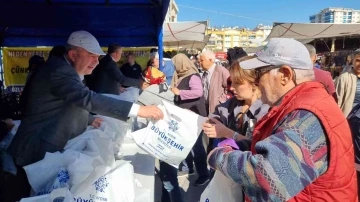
[53,197,65,202]
[93,176,109,193]
[168,119,179,132]
[57,170,70,185]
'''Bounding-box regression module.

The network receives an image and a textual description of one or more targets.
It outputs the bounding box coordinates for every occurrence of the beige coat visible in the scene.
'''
[208,65,230,114]
[335,69,357,117]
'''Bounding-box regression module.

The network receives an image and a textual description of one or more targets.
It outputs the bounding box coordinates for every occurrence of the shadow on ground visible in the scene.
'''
[154,161,208,202]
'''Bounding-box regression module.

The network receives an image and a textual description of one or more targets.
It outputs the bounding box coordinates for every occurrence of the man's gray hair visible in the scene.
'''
[304,44,317,57]
[354,49,360,57]
[270,68,315,83]
[200,50,216,61]
[66,44,79,53]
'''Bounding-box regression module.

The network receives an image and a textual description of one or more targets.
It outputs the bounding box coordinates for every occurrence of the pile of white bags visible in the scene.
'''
[21,112,135,202]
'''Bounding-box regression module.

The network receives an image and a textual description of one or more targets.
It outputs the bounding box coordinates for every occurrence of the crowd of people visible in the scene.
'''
[0,30,360,202]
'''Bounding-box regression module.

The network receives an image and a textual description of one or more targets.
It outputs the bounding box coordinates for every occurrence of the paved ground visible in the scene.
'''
[154,160,208,202]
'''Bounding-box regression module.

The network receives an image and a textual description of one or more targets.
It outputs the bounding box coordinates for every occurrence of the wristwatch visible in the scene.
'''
[232,132,240,140]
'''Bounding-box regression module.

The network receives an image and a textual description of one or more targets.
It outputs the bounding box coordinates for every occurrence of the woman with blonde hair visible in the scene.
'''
[203,55,270,151]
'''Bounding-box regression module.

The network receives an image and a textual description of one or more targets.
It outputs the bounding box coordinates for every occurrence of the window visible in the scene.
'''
[248,36,256,39]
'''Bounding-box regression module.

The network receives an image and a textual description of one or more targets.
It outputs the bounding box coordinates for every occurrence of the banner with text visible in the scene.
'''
[2,47,51,93]
[2,47,152,93]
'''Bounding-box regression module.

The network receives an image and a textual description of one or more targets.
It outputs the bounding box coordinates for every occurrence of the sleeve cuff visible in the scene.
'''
[128,103,140,117]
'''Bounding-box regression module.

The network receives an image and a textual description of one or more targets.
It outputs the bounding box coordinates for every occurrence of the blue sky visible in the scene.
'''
[177,0,360,29]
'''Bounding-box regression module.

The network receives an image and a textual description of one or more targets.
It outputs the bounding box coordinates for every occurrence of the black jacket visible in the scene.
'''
[86,55,139,95]
[120,62,142,80]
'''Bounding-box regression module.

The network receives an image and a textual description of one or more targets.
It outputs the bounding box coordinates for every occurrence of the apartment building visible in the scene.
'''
[165,0,179,22]
[206,24,272,51]
[310,7,360,23]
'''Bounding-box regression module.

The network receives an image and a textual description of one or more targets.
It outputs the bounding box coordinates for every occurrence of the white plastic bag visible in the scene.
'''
[24,152,68,195]
[132,101,207,167]
[64,130,116,167]
[24,150,98,196]
[94,115,130,153]
[71,160,135,202]
[200,171,243,202]
[20,187,74,202]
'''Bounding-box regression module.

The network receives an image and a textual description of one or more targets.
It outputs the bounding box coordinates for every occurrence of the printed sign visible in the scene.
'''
[2,47,51,93]
[1,47,153,93]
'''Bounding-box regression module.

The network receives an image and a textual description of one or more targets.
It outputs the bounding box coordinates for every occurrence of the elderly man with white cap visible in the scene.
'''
[5,31,163,202]
[207,38,357,201]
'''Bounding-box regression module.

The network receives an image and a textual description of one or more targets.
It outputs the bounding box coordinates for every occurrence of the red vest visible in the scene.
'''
[250,82,358,202]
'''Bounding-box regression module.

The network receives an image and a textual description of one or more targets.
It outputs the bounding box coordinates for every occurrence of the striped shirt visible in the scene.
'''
[208,110,329,201]
[353,77,360,107]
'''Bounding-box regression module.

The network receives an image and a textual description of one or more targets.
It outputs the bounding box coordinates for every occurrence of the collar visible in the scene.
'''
[110,55,116,62]
[206,63,216,74]
[248,99,265,116]
[272,81,323,109]
[64,55,84,81]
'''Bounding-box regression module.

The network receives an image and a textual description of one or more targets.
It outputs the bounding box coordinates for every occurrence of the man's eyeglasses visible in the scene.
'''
[255,65,280,81]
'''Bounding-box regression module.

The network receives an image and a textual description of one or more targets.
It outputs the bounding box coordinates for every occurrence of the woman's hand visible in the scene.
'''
[202,118,234,138]
[171,87,180,95]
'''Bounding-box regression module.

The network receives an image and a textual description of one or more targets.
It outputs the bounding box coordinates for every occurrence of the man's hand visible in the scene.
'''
[119,87,127,93]
[91,117,103,129]
[203,118,234,138]
[3,119,15,131]
[171,87,180,95]
[138,106,164,120]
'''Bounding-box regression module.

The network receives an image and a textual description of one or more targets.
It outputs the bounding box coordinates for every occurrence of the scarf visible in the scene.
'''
[171,53,199,88]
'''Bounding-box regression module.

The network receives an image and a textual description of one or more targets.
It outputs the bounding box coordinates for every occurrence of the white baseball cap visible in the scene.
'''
[67,30,106,56]
[240,38,313,70]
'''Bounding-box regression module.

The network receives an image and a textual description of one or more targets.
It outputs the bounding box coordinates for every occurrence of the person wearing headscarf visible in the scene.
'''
[138,65,172,106]
[170,53,210,186]
[170,52,207,116]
